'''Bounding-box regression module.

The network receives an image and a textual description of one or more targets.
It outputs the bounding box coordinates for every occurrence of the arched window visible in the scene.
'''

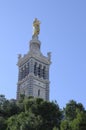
[38,89,40,97]
[21,68,23,80]
[38,64,42,78]
[34,62,37,76]
[23,65,26,78]
[26,62,29,75]
[43,66,46,79]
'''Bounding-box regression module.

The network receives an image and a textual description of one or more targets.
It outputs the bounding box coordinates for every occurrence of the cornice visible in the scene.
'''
[17,52,51,67]
[17,73,50,85]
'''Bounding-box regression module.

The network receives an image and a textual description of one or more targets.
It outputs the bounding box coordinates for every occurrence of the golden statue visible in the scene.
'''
[33,18,40,36]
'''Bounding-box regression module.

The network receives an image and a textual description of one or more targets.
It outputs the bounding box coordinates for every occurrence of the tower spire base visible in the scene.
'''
[32,35,39,40]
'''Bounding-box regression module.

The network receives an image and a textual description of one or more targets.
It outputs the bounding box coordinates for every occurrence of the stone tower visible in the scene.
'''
[17,19,51,101]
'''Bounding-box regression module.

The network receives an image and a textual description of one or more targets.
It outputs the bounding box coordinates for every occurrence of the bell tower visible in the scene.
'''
[17,18,51,101]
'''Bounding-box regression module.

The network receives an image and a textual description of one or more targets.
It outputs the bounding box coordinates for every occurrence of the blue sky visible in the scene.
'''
[0,0,86,108]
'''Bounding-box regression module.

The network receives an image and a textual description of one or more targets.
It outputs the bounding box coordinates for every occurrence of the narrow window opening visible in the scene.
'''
[38,89,40,97]
[43,66,46,79]
[34,62,37,76]
[38,64,42,78]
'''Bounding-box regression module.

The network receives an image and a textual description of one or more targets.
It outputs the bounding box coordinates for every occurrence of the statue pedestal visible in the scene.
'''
[32,35,38,40]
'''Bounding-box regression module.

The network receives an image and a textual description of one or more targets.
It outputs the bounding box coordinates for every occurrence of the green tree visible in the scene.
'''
[1,94,86,130]
[1,99,20,118]
[0,116,7,130]
[7,115,19,130]
[37,100,62,130]
[60,120,71,130]
[53,126,59,130]
[7,112,43,130]
[7,97,62,130]
[71,111,86,130]
[64,100,85,121]
[0,95,6,105]
[24,98,62,130]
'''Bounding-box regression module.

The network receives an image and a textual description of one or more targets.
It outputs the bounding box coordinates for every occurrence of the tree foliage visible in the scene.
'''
[64,100,85,121]
[71,111,86,130]
[61,100,86,130]
[0,95,86,130]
